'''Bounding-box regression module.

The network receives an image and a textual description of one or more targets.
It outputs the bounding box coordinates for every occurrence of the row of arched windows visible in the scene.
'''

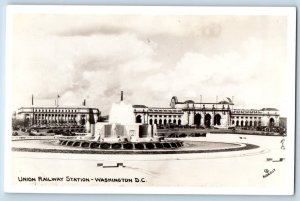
[232,120,261,127]
[149,119,182,125]
[136,115,182,125]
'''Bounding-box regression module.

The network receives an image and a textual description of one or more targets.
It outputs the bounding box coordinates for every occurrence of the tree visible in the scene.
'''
[12,118,29,130]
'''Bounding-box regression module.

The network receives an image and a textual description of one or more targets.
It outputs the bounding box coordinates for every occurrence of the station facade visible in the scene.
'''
[16,96,280,129]
[133,96,280,128]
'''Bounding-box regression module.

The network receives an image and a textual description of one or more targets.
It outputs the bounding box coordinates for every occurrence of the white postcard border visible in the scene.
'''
[4,5,296,195]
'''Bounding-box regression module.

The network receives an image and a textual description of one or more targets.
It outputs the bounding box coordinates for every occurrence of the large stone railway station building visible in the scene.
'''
[17,96,280,129]
[133,96,280,128]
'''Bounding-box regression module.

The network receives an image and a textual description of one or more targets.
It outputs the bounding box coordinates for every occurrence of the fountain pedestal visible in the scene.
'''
[94,123,159,143]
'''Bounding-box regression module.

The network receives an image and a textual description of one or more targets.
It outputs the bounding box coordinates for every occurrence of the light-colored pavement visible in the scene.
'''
[9,134,293,194]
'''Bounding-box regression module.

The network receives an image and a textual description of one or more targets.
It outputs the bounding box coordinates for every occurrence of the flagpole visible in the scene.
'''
[200,95,202,109]
[32,94,34,126]
[57,94,60,107]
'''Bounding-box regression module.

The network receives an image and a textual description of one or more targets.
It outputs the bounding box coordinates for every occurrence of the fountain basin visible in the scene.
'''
[58,139,184,150]
[11,138,259,155]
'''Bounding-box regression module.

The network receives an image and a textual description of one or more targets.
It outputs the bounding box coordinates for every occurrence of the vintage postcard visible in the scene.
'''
[4,5,296,194]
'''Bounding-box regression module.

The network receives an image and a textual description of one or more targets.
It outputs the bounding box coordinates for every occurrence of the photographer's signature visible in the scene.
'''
[263,169,276,178]
[280,139,285,150]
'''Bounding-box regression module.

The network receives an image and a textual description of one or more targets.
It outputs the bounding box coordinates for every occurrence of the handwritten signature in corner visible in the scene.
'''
[263,169,276,179]
[280,139,285,150]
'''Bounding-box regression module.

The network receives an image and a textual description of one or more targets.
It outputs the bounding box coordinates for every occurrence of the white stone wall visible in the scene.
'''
[181,112,189,125]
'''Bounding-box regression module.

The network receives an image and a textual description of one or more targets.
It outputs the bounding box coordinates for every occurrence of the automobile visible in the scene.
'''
[157,125,165,129]
[178,133,187,138]
[54,130,61,135]
[12,131,19,136]
[29,129,40,136]
[21,128,27,132]
[196,125,205,129]
[189,125,196,129]
[62,130,75,136]
[30,129,53,136]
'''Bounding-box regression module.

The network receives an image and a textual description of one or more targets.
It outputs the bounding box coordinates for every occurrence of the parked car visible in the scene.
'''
[12,131,19,136]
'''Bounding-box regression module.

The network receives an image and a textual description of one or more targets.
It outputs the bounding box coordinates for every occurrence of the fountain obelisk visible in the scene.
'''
[121,91,123,101]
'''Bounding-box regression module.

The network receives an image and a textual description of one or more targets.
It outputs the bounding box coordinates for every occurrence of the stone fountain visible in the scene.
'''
[59,91,183,150]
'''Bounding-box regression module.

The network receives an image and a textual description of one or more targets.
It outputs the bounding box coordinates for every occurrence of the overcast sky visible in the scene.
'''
[11,13,289,115]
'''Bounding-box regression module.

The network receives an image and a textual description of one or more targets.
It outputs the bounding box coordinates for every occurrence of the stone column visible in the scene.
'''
[189,111,195,125]
[76,114,80,125]
[200,112,204,126]
[227,112,230,126]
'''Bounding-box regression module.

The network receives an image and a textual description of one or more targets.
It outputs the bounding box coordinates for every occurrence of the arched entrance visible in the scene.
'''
[236,120,239,126]
[154,119,157,124]
[136,115,142,123]
[149,119,153,125]
[164,119,167,125]
[269,118,275,127]
[178,119,181,125]
[173,119,176,124]
[204,114,212,127]
[194,113,201,126]
[213,114,221,125]
[159,119,162,125]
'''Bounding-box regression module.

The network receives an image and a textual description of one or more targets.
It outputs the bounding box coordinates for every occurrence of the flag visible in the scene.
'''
[226,97,234,105]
